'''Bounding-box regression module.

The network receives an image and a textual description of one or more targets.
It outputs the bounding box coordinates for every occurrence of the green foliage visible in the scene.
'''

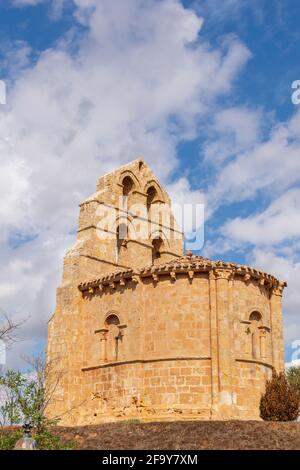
[260,370,300,421]
[0,354,72,449]
[0,367,58,432]
[0,401,22,426]
[0,429,22,450]
[34,430,76,450]
[286,366,300,398]
[0,428,76,450]
[0,370,25,426]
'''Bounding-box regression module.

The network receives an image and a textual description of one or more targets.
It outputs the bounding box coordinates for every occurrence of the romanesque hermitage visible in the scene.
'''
[46,160,286,425]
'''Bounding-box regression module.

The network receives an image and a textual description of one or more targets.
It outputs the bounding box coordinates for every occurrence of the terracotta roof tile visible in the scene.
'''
[78,255,286,292]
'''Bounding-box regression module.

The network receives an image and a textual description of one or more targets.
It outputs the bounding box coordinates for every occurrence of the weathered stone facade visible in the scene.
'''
[46,160,286,425]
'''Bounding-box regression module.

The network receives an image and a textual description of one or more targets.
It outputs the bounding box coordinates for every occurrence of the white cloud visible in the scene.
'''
[0,0,250,367]
[285,359,300,369]
[10,0,70,21]
[208,107,300,206]
[224,188,300,246]
[0,40,33,80]
[200,100,300,356]
[203,106,262,167]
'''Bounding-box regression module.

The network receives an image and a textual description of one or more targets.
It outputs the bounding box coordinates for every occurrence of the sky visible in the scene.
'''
[0,0,299,368]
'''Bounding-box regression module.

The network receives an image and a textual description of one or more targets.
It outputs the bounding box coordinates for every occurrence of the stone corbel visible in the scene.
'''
[188,270,194,281]
[131,275,139,284]
[272,281,286,297]
[243,273,251,284]
[170,271,176,282]
[152,273,159,283]
[214,268,233,281]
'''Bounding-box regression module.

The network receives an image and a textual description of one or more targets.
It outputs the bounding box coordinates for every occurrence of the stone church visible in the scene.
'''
[46,160,286,425]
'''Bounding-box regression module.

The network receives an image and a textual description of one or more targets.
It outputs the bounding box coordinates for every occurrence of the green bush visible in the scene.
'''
[0,430,23,450]
[0,355,75,449]
[0,367,59,432]
[260,370,300,421]
[34,430,76,450]
[287,366,300,398]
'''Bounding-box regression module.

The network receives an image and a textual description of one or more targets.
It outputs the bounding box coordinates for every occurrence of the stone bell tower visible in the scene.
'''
[72,159,184,277]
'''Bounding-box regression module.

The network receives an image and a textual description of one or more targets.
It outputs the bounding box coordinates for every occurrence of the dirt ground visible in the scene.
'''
[54,420,300,450]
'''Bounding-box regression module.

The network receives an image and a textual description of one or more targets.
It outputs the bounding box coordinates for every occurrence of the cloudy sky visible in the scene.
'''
[0,0,299,368]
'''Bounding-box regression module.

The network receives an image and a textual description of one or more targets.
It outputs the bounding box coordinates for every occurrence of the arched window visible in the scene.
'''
[105,314,120,327]
[122,176,135,197]
[152,237,163,263]
[249,311,262,359]
[147,186,157,211]
[116,223,128,260]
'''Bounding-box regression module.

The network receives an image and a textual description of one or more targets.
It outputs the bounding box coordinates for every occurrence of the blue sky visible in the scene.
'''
[0,0,299,367]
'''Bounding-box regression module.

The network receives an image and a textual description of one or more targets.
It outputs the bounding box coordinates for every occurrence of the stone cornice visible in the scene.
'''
[78,269,136,293]
[139,256,286,292]
[78,255,287,295]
